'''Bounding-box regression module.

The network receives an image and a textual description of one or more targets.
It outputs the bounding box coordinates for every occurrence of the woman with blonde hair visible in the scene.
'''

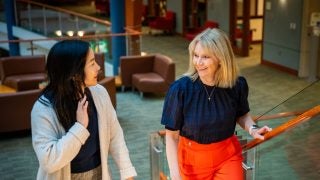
[161,28,271,180]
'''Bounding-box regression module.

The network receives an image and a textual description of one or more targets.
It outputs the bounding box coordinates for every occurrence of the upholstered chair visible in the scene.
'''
[120,54,175,97]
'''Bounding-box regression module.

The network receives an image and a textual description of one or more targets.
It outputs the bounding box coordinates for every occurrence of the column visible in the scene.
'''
[5,0,20,56]
[110,0,126,75]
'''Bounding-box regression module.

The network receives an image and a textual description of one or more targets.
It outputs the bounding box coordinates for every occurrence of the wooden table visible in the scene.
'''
[0,85,16,93]
[115,75,122,87]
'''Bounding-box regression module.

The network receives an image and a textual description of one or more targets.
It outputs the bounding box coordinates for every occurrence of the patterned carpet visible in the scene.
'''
[0,33,320,179]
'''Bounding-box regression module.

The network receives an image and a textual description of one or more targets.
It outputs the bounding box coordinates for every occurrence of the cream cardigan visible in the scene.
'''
[31,84,137,180]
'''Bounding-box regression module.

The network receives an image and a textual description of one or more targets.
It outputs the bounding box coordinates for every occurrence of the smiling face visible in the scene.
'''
[84,49,101,87]
[193,42,220,85]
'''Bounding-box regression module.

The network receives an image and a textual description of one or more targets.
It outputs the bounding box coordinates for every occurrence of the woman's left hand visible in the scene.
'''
[250,125,272,140]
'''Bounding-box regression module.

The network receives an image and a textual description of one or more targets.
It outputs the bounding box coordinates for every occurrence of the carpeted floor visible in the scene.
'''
[1,32,319,180]
[1,2,320,179]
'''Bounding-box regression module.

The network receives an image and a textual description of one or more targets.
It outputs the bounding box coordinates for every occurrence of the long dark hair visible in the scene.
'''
[40,40,90,130]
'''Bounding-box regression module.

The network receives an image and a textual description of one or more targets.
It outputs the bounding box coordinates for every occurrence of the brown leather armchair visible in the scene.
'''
[120,54,175,97]
[0,55,46,91]
[0,89,41,133]
[95,53,116,108]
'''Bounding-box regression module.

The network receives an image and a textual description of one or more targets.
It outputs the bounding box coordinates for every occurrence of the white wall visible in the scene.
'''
[207,0,230,33]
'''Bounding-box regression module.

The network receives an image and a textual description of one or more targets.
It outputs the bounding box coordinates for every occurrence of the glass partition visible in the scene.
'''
[15,1,110,37]
[238,80,320,179]
[0,0,142,69]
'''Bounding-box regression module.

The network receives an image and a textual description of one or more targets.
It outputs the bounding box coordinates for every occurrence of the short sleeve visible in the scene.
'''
[236,77,250,117]
[161,81,184,131]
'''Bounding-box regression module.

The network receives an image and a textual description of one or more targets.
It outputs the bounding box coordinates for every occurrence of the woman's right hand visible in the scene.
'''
[76,95,89,128]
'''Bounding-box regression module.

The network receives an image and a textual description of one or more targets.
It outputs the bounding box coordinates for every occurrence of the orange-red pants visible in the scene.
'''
[178,135,243,180]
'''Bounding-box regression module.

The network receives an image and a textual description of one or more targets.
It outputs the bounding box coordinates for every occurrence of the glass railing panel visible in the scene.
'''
[149,132,168,180]
[15,0,111,38]
[2,0,141,62]
[253,114,320,179]
[16,3,44,34]
[241,80,320,179]
[239,136,256,180]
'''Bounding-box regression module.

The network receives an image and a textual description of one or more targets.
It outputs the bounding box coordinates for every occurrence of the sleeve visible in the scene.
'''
[31,102,90,174]
[100,87,136,179]
[161,81,184,131]
[109,112,137,179]
[236,77,250,117]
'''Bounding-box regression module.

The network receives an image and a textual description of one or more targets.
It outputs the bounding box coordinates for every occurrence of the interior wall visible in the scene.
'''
[299,0,320,78]
[207,0,230,34]
[263,0,303,71]
[166,0,183,34]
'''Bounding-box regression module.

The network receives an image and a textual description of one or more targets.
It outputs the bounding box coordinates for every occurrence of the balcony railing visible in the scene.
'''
[0,0,142,74]
[15,0,111,37]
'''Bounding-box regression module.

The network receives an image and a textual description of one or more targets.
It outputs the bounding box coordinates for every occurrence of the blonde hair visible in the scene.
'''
[184,28,239,88]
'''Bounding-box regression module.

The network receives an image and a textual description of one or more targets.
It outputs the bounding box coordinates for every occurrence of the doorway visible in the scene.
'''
[230,0,264,57]
[183,0,207,35]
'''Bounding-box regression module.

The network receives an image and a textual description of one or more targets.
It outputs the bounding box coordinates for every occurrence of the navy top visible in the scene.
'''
[71,90,101,173]
[161,76,250,144]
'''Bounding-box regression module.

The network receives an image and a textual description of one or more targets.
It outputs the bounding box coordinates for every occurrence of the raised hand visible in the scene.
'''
[250,125,272,140]
[76,95,89,128]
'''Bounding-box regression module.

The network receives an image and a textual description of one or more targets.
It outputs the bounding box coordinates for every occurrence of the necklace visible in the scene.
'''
[203,84,216,101]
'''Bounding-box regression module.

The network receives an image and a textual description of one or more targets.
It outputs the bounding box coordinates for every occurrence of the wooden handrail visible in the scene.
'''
[160,171,168,180]
[242,105,320,152]
[253,110,305,121]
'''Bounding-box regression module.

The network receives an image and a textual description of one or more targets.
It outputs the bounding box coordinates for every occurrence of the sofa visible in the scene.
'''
[0,89,41,133]
[120,54,175,97]
[0,55,46,91]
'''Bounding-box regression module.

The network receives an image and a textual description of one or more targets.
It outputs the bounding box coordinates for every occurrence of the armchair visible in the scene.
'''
[120,54,175,97]
[185,21,219,41]
[148,11,176,34]
[95,53,116,109]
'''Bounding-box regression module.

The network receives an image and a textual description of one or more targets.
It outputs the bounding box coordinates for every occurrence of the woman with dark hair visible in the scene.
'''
[31,40,136,180]
[161,28,271,179]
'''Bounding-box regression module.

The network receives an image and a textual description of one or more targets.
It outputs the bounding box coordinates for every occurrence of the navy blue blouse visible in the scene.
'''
[71,90,101,173]
[161,76,250,144]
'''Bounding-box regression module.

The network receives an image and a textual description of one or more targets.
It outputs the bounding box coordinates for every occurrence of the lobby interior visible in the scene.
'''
[0,0,320,179]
